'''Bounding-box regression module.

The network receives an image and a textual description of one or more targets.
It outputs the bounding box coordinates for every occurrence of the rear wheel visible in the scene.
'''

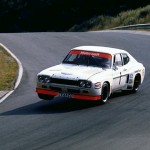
[101,82,110,104]
[132,74,141,93]
[38,94,54,100]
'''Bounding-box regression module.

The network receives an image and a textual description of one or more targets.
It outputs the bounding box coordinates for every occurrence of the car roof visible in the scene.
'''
[72,46,127,55]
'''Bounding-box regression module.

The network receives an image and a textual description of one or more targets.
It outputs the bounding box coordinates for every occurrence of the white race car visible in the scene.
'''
[36,46,145,104]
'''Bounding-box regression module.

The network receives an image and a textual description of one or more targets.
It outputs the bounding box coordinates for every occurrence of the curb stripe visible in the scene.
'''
[0,43,23,103]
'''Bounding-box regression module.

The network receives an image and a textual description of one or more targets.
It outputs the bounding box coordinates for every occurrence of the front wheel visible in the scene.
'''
[101,82,110,104]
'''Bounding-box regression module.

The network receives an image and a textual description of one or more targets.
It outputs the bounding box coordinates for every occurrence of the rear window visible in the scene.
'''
[122,53,130,65]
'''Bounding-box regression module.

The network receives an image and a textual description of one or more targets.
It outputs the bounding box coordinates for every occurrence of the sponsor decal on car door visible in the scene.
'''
[119,66,128,88]
[112,67,122,90]
[112,54,123,90]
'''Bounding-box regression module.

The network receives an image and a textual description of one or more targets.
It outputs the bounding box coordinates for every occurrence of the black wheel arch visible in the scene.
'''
[100,81,111,104]
[135,73,141,83]
[132,73,141,93]
[104,81,111,95]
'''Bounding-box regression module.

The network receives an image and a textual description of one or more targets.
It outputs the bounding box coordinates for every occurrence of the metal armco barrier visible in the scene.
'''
[111,23,150,30]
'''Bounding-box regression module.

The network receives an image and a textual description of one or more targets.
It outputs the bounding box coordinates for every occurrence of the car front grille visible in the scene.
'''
[67,89,80,93]
[50,86,80,94]
[51,78,79,86]
[50,86,62,92]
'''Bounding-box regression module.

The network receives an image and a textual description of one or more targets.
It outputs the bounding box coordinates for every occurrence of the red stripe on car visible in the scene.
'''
[72,94,101,101]
[36,89,59,96]
[70,50,112,59]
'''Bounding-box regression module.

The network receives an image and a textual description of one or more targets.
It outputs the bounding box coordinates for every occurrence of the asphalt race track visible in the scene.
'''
[0,31,150,150]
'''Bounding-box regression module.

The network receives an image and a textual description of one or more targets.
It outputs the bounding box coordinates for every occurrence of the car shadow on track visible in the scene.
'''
[0,98,100,116]
[110,90,134,99]
[1,91,133,116]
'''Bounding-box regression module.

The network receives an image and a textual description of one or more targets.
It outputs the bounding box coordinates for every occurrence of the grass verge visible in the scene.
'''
[0,45,18,91]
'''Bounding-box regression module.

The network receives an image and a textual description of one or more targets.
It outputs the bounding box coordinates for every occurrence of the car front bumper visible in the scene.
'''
[36,88,101,101]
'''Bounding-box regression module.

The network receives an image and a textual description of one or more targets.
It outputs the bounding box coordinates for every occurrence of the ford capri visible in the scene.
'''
[36,46,145,104]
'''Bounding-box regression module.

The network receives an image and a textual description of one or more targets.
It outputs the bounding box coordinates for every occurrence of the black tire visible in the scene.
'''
[38,94,54,100]
[101,82,110,104]
[132,75,141,93]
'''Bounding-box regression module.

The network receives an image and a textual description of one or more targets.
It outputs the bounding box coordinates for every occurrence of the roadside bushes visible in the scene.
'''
[69,5,150,31]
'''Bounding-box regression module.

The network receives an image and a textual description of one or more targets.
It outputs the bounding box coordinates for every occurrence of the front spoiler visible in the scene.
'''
[36,88,101,101]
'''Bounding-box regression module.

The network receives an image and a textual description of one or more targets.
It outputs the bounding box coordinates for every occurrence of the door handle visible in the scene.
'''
[123,68,127,71]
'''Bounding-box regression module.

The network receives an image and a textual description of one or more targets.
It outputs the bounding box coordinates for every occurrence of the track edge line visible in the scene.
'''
[0,43,23,103]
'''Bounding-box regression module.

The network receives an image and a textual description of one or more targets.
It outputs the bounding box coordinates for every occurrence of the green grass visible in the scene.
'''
[0,45,18,90]
[69,5,150,31]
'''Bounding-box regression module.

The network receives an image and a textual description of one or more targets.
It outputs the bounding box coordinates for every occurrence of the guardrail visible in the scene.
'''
[111,23,150,30]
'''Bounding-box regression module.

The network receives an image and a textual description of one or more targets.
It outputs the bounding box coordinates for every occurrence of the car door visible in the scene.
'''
[119,53,130,88]
[112,54,124,90]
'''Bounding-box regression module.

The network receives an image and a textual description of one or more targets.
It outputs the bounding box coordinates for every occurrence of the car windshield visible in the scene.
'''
[63,50,112,69]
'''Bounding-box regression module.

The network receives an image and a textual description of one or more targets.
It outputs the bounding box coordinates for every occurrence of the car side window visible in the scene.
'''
[114,54,123,67]
[122,53,130,65]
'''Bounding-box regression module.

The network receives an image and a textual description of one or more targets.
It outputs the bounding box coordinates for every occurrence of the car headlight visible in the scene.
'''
[79,80,91,88]
[38,75,51,83]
